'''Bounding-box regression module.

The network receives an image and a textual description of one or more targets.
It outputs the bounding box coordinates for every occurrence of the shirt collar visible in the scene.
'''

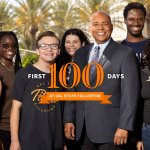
[93,37,111,48]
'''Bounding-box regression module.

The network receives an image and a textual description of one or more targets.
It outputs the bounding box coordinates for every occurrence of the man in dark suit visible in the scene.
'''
[64,11,140,150]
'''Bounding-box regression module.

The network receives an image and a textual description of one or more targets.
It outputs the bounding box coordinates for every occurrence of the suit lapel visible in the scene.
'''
[103,38,115,60]
[77,43,93,91]
[90,54,108,83]
[90,38,115,83]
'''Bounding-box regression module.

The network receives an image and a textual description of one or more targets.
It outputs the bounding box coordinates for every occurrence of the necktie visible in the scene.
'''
[90,46,100,77]
[66,64,71,81]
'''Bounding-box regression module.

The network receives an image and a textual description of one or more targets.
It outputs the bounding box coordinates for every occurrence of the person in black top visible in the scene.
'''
[122,3,150,150]
[137,40,150,150]
[122,2,149,63]
[57,28,89,150]
[10,31,64,150]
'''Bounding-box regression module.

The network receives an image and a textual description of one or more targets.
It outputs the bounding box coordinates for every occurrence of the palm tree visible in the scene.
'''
[12,0,53,51]
[49,0,80,38]
[76,0,104,31]
[0,0,13,30]
[22,52,38,67]
[77,0,104,19]
[76,0,126,38]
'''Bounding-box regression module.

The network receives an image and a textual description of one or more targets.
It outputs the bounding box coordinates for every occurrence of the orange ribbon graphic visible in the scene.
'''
[38,92,112,104]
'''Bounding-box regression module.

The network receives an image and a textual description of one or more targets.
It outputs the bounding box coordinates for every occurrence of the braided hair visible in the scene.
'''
[0,31,22,73]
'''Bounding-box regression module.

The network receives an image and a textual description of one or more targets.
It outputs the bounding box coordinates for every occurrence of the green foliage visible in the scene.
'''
[12,0,53,51]
[22,53,38,67]
[0,0,13,30]
[1,0,150,51]
[49,0,81,38]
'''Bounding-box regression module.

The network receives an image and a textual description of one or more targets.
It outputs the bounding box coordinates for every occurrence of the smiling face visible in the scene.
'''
[124,9,145,38]
[0,35,16,61]
[37,36,60,63]
[89,12,113,44]
[65,34,82,56]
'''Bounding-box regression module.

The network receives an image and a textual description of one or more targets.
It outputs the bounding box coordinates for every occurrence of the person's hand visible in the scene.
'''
[114,128,128,145]
[64,145,67,150]
[64,123,75,140]
[0,139,4,150]
[10,140,21,150]
[136,141,144,150]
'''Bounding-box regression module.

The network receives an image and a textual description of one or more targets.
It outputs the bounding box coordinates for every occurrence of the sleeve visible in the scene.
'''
[63,101,76,123]
[11,69,27,103]
[119,49,140,131]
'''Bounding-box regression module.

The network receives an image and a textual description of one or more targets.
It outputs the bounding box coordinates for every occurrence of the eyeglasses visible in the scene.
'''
[38,44,59,50]
[2,43,17,49]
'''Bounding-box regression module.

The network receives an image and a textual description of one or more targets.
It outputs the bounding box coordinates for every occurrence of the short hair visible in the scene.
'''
[0,31,22,73]
[123,2,146,19]
[36,31,60,47]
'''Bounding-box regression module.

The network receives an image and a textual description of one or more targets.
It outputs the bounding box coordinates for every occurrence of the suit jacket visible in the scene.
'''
[64,38,140,143]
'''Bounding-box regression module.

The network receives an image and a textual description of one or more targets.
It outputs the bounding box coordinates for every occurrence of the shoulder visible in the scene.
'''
[121,39,126,44]
[141,67,150,82]
[75,43,93,55]
[143,38,150,43]
[144,39,150,46]
[15,64,33,78]
[141,67,150,75]
[111,39,134,55]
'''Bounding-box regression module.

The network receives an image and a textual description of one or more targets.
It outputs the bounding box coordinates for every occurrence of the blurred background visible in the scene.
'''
[0,0,150,66]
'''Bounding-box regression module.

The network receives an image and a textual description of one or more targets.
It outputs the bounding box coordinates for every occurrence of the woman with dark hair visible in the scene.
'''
[57,28,89,150]
[0,31,22,150]
[137,40,150,150]
[56,28,89,71]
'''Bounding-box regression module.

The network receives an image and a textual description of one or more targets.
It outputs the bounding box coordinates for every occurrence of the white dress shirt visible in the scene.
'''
[88,38,111,63]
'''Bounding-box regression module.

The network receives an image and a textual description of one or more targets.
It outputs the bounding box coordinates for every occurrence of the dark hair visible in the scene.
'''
[123,2,146,19]
[36,31,60,47]
[0,31,22,74]
[141,40,150,69]
[56,28,89,70]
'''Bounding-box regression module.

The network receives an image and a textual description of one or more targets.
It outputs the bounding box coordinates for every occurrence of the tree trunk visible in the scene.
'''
[30,27,38,51]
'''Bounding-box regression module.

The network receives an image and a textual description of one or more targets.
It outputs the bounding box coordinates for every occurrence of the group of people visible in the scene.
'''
[0,2,149,150]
